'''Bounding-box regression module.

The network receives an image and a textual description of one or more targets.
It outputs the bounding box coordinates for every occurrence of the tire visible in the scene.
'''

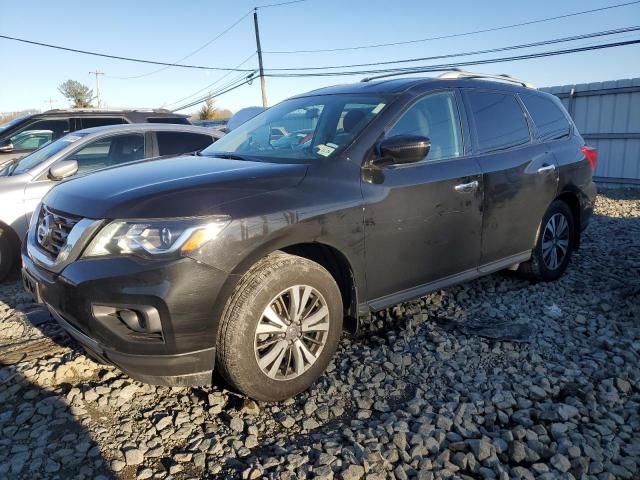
[217,252,343,402]
[0,229,16,282]
[518,200,575,282]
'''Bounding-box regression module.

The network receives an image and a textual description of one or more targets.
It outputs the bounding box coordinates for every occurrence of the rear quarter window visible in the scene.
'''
[520,93,571,141]
[465,90,530,153]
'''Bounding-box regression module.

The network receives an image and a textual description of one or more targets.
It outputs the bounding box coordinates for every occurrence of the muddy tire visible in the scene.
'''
[216,252,343,402]
[518,200,576,282]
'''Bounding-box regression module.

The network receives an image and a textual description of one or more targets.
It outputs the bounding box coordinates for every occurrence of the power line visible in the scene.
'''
[171,77,256,112]
[163,53,257,107]
[264,26,640,71]
[255,0,309,9]
[265,38,640,78]
[110,12,252,79]
[0,33,255,72]
[263,0,640,53]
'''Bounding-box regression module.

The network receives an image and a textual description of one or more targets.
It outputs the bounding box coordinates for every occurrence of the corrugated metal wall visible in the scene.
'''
[542,78,640,184]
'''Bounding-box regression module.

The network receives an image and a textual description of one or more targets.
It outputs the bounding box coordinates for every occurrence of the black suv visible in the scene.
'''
[22,72,597,401]
[0,109,189,165]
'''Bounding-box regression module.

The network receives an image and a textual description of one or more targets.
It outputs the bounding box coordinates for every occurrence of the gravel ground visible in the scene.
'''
[0,189,638,480]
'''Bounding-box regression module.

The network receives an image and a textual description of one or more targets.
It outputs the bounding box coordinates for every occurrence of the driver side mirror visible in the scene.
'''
[48,160,78,181]
[0,141,14,153]
[372,135,431,167]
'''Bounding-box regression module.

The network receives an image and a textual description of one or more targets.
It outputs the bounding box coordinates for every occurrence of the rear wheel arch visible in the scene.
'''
[555,191,582,249]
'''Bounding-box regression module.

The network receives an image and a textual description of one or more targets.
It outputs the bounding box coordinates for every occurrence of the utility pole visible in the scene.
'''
[44,97,56,110]
[89,70,104,108]
[253,9,268,108]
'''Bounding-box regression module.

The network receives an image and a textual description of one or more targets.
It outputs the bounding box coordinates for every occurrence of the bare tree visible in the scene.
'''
[58,80,94,108]
[198,96,217,120]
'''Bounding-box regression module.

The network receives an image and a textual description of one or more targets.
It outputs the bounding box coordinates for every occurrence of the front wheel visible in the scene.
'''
[216,252,343,402]
[0,230,16,282]
[518,200,575,282]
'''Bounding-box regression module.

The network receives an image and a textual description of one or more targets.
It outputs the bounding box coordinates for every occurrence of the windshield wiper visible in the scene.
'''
[207,153,251,161]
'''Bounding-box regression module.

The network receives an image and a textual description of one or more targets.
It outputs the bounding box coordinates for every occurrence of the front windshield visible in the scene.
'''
[1,133,85,176]
[201,94,388,161]
[0,114,30,135]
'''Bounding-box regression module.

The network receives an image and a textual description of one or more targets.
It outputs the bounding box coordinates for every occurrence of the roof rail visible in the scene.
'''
[437,68,536,89]
[43,107,180,114]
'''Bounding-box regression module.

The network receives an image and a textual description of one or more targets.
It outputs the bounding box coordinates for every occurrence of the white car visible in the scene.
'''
[0,123,221,279]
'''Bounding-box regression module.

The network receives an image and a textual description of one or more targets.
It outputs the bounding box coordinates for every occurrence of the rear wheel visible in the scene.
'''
[518,200,575,281]
[217,252,343,401]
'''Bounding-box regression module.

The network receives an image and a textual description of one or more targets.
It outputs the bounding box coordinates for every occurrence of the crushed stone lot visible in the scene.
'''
[0,189,638,480]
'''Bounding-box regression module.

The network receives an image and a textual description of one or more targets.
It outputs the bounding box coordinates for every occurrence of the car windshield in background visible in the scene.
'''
[3,134,86,176]
[201,95,388,162]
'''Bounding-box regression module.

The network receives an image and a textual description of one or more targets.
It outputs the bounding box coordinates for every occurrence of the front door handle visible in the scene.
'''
[454,180,479,193]
[537,164,556,174]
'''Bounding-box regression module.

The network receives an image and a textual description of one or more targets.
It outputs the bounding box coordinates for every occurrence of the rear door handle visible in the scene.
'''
[454,180,479,193]
[537,164,556,174]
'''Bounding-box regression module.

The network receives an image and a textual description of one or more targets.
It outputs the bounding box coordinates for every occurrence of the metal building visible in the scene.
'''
[542,78,640,185]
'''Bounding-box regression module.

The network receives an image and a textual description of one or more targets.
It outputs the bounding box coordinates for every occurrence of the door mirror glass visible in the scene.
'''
[48,160,78,181]
[374,135,431,166]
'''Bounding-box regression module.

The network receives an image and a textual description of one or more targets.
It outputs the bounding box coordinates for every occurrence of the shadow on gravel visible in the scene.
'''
[0,362,115,479]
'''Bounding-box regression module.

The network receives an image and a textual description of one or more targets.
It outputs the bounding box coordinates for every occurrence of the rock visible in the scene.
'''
[111,460,126,472]
[124,448,144,466]
[340,464,364,480]
[230,417,245,433]
[550,453,571,473]
[119,384,139,400]
[468,438,492,461]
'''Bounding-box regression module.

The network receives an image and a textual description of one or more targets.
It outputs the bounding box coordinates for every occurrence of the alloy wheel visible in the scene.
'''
[254,285,330,381]
[541,212,570,270]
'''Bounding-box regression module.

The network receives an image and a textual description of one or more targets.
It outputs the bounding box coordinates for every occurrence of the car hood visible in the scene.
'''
[43,155,308,219]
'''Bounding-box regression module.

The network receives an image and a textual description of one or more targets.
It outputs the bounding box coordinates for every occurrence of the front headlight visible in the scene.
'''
[82,216,231,259]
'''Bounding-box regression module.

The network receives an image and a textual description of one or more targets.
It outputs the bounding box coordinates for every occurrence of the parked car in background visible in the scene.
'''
[21,71,597,401]
[0,109,190,166]
[0,124,220,279]
[193,118,229,129]
[226,106,265,131]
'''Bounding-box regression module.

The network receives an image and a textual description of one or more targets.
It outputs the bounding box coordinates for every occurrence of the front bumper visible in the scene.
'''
[22,249,229,387]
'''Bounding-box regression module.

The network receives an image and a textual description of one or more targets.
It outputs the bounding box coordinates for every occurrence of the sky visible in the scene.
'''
[1,0,639,116]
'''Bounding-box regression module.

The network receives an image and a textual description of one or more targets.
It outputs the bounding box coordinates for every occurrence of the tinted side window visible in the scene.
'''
[157,132,214,156]
[81,117,126,129]
[466,90,530,153]
[387,91,463,162]
[9,119,70,150]
[520,94,570,140]
[147,117,190,125]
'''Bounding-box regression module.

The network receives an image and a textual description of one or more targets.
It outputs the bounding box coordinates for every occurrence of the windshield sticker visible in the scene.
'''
[327,142,339,149]
[316,144,336,157]
[371,103,386,114]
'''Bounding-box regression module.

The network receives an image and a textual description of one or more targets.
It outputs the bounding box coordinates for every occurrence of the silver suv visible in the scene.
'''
[0,123,221,279]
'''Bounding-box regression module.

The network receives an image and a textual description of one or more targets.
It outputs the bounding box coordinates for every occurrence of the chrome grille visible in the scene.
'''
[35,206,81,257]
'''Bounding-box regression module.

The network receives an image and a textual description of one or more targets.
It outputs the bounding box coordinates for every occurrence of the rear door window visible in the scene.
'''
[520,94,571,141]
[156,132,214,156]
[466,90,530,153]
[80,117,126,129]
[147,117,190,125]
[69,133,145,174]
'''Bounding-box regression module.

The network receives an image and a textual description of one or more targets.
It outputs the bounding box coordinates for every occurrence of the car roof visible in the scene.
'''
[74,123,223,138]
[291,76,538,98]
[38,108,187,117]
